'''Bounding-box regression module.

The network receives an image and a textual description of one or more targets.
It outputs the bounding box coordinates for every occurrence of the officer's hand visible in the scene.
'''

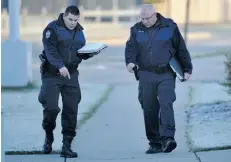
[127,63,135,73]
[59,67,70,79]
[81,54,93,60]
[184,72,191,81]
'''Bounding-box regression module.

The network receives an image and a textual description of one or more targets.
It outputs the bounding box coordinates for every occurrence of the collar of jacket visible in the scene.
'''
[136,12,170,30]
[56,13,84,31]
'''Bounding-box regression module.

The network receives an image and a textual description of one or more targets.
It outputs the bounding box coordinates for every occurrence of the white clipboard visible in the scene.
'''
[169,56,186,82]
[77,42,108,55]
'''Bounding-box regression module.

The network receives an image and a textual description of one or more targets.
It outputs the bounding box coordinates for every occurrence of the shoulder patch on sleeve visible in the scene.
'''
[45,30,51,39]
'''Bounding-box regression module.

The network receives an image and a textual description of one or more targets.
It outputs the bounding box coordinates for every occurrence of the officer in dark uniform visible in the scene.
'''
[125,4,193,154]
[38,6,94,158]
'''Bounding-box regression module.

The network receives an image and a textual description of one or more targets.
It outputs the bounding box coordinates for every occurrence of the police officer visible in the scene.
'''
[38,6,94,158]
[125,4,193,154]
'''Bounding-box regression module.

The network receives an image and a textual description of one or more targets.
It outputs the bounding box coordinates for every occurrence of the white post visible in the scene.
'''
[9,0,20,40]
[2,0,32,87]
[96,6,101,23]
[112,0,119,23]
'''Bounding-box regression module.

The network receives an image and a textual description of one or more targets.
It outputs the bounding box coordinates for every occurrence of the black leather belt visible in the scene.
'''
[45,64,77,76]
[139,64,171,74]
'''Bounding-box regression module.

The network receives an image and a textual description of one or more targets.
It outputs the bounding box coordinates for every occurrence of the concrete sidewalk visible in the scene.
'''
[2,83,112,154]
[5,83,198,162]
[5,83,231,162]
[196,150,231,162]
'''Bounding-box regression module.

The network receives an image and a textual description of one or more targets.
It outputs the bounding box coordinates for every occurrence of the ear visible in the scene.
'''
[63,13,67,18]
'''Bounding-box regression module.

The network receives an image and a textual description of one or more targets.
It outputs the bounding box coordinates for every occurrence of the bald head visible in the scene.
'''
[140,4,157,28]
[140,4,156,15]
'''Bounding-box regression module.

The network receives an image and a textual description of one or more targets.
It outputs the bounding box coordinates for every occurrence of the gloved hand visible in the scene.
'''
[77,51,101,60]
[84,51,100,56]
[80,54,93,60]
[127,63,135,73]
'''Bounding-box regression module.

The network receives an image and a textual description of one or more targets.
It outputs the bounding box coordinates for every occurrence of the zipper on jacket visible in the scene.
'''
[68,44,73,64]
[148,29,153,65]
[68,29,76,65]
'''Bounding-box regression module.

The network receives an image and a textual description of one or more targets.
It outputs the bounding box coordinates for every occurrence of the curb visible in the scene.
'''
[4,85,114,155]
[185,85,194,151]
[190,145,231,153]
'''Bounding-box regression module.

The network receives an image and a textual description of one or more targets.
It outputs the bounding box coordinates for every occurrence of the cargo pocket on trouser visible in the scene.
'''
[39,79,61,132]
[38,77,62,114]
[138,82,143,109]
[38,85,46,105]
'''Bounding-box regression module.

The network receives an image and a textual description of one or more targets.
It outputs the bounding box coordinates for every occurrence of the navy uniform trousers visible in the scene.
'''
[138,70,176,145]
[38,71,81,137]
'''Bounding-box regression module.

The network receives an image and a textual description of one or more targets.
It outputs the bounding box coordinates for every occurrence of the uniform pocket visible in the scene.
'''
[138,82,143,109]
[136,31,148,43]
[38,85,46,105]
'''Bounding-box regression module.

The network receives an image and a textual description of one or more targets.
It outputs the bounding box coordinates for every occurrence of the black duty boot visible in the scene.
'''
[162,137,177,153]
[145,143,163,154]
[60,136,78,158]
[43,133,54,154]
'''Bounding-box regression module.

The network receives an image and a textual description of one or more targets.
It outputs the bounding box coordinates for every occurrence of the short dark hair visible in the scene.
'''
[64,6,80,16]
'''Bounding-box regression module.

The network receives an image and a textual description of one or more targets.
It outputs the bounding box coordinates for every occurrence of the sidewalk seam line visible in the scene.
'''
[194,152,202,162]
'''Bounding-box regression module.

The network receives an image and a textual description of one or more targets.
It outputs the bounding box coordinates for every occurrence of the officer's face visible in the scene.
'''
[140,10,157,28]
[63,13,79,30]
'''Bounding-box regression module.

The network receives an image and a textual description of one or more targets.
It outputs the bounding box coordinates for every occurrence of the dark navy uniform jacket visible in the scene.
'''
[125,13,193,74]
[42,13,86,71]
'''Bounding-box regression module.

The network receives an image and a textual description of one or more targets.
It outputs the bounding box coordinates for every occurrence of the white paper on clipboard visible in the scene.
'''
[77,42,108,54]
